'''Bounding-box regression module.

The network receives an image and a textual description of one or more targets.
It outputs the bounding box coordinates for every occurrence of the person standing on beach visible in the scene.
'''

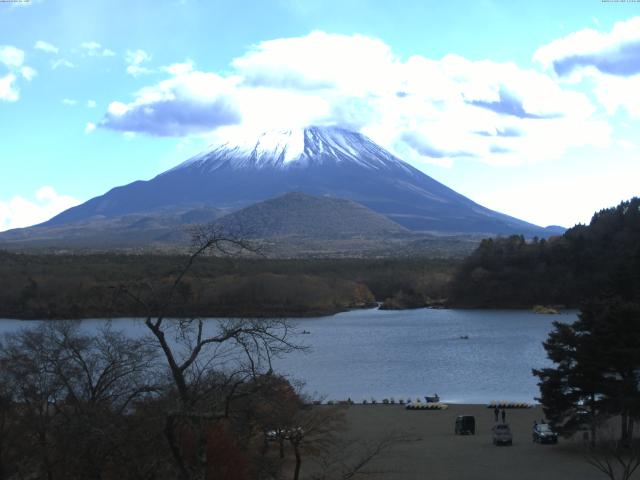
[501,408,506,423]
[494,406,499,422]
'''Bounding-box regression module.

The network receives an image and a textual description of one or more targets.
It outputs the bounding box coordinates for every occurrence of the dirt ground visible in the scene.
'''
[305,404,615,480]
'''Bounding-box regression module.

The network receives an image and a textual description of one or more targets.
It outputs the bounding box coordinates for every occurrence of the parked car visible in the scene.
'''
[532,423,558,444]
[492,423,513,446]
[455,415,476,435]
[266,426,303,441]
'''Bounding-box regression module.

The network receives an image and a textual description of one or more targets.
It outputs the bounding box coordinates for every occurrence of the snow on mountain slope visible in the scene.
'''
[170,126,414,173]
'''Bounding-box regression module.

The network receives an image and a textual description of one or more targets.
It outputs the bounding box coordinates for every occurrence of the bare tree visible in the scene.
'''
[0,321,161,480]
[287,404,346,480]
[0,366,18,480]
[117,224,303,480]
[585,419,640,480]
[586,433,640,480]
[276,399,414,480]
[46,322,160,480]
[0,325,65,480]
[310,429,414,480]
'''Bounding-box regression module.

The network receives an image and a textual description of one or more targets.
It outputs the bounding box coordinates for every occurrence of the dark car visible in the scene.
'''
[532,423,558,444]
[455,415,476,435]
[492,423,513,445]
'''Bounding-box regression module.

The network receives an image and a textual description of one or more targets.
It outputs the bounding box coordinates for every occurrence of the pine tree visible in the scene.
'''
[534,299,640,445]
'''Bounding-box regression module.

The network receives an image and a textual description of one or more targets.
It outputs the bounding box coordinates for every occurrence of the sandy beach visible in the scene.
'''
[304,404,608,480]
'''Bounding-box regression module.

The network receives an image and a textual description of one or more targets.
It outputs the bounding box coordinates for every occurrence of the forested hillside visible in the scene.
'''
[449,198,640,308]
[0,253,455,319]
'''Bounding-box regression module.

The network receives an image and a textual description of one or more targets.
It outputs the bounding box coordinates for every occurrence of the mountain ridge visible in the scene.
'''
[35,125,553,237]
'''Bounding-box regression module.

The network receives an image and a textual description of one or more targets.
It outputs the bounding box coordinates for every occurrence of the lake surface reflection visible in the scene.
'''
[0,308,577,404]
[276,308,577,403]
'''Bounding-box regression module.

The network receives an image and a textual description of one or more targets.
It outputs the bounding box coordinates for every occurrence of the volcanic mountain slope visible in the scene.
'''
[38,126,553,236]
[217,192,409,238]
[0,191,486,257]
[0,206,225,249]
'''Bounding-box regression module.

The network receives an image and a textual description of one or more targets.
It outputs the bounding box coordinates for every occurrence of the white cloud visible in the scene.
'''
[80,41,115,57]
[34,40,58,54]
[0,74,19,102]
[102,70,241,136]
[0,45,36,101]
[84,122,96,134]
[534,17,640,118]
[0,45,24,68]
[0,187,80,232]
[592,74,640,118]
[87,99,97,108]
[125,49,154,76]
[62,98,77,106]
[107,101,128,116]
[51,59,75,69]
[20,66,37,81]
[534,17,640,77]
[232,31,397,95]
[162,60,194,76]
[101,31,610,167]
[126,49,151,65]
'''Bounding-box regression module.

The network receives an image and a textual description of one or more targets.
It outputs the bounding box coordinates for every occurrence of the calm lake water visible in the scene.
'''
[0,308,577,404]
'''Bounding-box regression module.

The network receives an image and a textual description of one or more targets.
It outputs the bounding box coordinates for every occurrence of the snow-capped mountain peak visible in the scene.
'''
[37,124,549,238]
[170,126,411,173]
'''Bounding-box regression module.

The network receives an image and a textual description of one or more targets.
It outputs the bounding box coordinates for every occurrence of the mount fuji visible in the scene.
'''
[38,126,552,237]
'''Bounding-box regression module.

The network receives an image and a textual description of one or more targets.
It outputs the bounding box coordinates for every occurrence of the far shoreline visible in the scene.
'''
[0,304,580,322]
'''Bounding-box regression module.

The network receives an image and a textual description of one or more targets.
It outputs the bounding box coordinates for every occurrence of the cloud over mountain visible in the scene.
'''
[99,30,610,166]
[102,69,242,136]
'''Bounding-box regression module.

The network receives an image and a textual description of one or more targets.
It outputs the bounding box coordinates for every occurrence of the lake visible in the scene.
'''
[0,308,576,404]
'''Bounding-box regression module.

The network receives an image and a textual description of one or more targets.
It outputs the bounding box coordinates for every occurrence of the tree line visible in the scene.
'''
[0,250,455,320]
[449,197,640,308]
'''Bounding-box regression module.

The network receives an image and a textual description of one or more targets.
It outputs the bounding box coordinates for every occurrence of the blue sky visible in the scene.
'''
[1,0,640,231]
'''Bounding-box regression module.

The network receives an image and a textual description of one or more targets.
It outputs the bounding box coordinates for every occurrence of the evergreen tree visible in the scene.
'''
[534,299,640,445]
